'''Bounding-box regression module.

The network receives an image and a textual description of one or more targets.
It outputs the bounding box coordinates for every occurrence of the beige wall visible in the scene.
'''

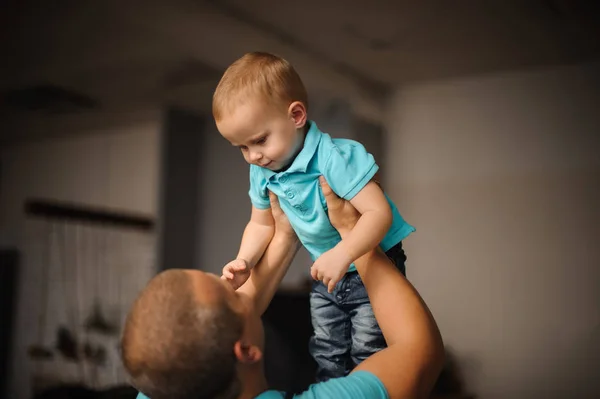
[0,116,162,399]
[385,62,600,398]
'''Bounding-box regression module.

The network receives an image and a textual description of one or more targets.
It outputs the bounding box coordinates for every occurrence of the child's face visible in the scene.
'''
[216,99,307,171]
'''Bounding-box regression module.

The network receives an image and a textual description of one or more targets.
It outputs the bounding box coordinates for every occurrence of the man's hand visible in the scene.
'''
[311,246,353,293]
[221,259,251,290]
[319,176,361,238]
[311,176,362,293]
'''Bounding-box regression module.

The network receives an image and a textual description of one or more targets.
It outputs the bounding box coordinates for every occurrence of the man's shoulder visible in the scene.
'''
[137,372,388,399]
[255,371,388,399]
[254,390,286,399]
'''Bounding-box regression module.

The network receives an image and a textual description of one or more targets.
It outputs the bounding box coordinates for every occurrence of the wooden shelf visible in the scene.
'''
[24,198,155,231]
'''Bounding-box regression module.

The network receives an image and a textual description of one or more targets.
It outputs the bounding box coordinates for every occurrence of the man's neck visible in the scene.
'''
[237,364,269,399]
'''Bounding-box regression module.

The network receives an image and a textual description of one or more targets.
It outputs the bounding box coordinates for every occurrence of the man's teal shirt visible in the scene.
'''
[137,370,389,399]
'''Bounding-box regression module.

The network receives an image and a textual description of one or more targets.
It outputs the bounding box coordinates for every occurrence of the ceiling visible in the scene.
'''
[215,0,600,85]
[1,0,599,132]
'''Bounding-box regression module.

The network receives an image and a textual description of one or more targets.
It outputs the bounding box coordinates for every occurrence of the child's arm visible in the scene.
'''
[311,179,392,292]
[311,139,392,292]
[335,180,391,261]
[237,206,275,268]
[222,206,275,289]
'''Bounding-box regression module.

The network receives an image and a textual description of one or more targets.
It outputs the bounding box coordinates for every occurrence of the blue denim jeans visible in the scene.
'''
[309,242,407,382]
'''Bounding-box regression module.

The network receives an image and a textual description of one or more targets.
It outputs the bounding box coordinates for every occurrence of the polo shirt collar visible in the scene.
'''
[260,120,322,179]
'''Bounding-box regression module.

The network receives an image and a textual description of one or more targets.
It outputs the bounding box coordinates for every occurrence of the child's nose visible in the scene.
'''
[249,151,263,162]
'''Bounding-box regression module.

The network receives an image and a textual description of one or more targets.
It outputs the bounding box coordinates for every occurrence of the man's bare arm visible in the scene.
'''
[352,250,444,398]
[321,176,444,399]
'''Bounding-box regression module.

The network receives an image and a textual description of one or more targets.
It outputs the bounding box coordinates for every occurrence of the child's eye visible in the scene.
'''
[239,146,248,151]
[256,137,267,145]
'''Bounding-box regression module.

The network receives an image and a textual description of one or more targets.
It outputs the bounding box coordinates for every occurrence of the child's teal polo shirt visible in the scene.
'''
[249,121,415,269]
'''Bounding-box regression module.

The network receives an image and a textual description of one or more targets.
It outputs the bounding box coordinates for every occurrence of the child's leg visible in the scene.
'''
[348,242,408,367]
[309,280,352,382]
[345,274,387,368]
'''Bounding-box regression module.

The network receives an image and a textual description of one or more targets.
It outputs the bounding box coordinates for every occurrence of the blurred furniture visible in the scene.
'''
[0,249,19,399]
[263,288,316,394]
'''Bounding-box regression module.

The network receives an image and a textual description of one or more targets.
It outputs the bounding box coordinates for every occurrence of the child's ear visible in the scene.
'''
[288,101,307,128]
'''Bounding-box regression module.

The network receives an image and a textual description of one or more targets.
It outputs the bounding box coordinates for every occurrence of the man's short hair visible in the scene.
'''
[121,269,243,399]
[212,51,308,121]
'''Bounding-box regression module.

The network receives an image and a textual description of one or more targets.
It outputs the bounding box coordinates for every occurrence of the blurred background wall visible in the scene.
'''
[0,1,599,398]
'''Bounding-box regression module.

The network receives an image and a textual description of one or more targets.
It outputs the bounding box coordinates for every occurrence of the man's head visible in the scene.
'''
[121,269,264,399]
[213,52,308,171]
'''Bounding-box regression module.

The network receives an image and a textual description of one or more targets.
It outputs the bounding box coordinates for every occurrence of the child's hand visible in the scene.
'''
[310,247,353,293]
[221,259,252,290]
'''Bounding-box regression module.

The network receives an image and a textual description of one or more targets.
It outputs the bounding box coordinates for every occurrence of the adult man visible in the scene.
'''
[121,177,444,398]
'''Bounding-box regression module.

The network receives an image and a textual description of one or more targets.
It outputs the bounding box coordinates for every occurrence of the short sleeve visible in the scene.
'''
[322,140,379,200]
[249,165,271,209]
[293,371,389,399]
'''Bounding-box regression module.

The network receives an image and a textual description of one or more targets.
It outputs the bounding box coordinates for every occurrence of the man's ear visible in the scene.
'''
[288,101,307,128]
[233,340,263,364]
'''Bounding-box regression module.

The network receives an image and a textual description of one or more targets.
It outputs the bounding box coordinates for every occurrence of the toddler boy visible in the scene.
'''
[214,52,415,381]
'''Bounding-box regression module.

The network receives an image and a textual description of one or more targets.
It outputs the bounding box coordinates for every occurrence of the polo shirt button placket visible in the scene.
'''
[280,175,288,184]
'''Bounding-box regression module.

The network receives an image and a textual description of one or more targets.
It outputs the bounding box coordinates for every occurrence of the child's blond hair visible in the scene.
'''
[212,52,308,121]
